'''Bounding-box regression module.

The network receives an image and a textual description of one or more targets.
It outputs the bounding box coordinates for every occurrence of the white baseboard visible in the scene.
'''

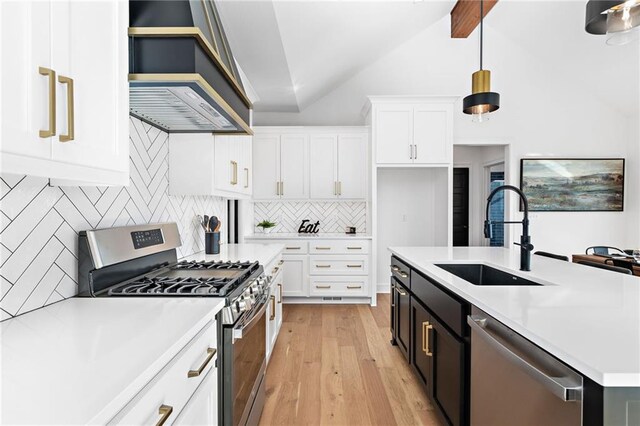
[377,282,391,293]
[283,297,372,305]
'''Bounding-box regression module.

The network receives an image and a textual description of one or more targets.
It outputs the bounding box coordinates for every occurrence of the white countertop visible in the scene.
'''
[245,232,372,240]
[0,298,225,425]
[389,247,640,387]
[181,243,284,266]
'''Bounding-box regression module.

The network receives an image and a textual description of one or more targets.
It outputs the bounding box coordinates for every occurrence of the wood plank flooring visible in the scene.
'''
[259,294,441,426]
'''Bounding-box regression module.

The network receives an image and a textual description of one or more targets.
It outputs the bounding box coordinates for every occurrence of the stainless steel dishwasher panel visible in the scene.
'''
[469,307,583,426]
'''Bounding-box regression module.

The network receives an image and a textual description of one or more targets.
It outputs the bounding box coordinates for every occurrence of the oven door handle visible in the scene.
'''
[232,292,270,342]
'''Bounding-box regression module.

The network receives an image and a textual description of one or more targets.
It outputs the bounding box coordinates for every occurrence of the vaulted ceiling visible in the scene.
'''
[218,1,639,117]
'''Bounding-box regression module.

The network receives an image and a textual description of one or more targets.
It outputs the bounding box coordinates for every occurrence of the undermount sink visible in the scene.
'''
[435,263,543,286]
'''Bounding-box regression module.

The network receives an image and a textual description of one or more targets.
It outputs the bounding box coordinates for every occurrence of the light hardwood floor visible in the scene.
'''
[259,294,441,426]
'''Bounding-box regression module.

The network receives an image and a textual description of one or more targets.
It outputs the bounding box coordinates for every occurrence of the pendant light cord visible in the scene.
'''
[480,0,484,70]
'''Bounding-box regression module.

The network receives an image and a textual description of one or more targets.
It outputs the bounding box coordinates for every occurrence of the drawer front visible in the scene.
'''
[309,255,369,275]
[310,276,369,296]
[309,240,370,254]
[391,256,411,289]
[411,270,467,337]
[109,321,218,425]
[282,241,309,254]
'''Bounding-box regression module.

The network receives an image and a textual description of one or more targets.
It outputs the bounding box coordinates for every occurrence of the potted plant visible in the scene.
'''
[256,220,277,233]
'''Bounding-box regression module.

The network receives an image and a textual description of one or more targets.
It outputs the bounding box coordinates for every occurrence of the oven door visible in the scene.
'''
[223,293,268,426]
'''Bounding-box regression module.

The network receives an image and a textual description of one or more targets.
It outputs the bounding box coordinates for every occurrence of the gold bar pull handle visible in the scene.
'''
[390,265,400,272]
[315,246,331,250]
[156,405,173,426]
[276,181,280,196]
[270,295,276,320]
[58,75,74,142]
[338,181,342,196]
[347,285,362,289]
[315,285,331,289]
[315,264,331,268]
[230,161,238,185]
[280,181,284,196]
[424,322,433,357]
[244,168,249,188]
[277,283,282,303]
[39,67,56,138]
[187,347,216,378]
[347,264,362,268]
[347,247,362,250]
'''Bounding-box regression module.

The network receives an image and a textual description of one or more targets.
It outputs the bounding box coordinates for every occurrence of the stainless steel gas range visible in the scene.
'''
[78,222,269,426]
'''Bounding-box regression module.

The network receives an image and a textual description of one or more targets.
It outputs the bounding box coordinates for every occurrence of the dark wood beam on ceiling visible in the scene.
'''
[451,0,499,39]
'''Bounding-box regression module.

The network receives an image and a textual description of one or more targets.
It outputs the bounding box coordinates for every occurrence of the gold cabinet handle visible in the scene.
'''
[276,181,280,196]
[347,264,362,268]
[278,260,284,266]
[230,161,238,185]
[338,181,342,196]
[277,283,282,303]
[156,405,173,426]
[270,295,276,320]
[315,285,331,289]
[393,286,407,296]
[315,246,331,250]
[334,181,337,196]
[58,75,74,142]
[423,321,433,357]
[390,265,400,272]
[316,264,331,268]
[244,168,249,188]
[347,285,362,289]
[347,247,362,250]
[39,67,56,138]
[285,246,301,250]
[280,181,284,195]
[187,347,216,378]
[272,266,279,275]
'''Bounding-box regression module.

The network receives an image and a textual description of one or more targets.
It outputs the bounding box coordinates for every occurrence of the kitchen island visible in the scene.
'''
[389,246,640,425]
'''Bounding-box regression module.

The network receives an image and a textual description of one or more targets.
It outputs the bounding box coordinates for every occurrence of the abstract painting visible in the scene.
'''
[520,158,625,211]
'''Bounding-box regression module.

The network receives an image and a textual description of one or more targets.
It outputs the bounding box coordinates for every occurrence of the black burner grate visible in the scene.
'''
[171,260,257,271]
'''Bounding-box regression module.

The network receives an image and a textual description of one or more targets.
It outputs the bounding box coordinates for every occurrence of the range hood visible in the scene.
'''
[129,0,252,134]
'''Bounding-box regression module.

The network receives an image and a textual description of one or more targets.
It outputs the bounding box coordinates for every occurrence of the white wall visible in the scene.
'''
[255,16,639,258]
[376,167,448,285]
[453,145,506,246]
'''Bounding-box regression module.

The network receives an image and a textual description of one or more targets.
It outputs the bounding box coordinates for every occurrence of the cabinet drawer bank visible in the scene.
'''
[245,236,372,303]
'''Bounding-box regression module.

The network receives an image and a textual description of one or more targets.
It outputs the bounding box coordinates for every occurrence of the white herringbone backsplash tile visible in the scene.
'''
[0,118,226,319]
[254,201,367,233]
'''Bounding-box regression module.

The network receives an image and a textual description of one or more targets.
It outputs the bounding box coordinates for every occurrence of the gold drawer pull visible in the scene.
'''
[270,295,276,320]
[347,264,362,268]
[390,265,400,272]
[394,286,407,296]
[272,266,279,274]
[187,347,216,378]
[230,161,238,185]
[315,285,331,289]
[347,247,362,250]
[58,75,74,142]
[244,167,249,188]
[156,405,173,426]
[39,66,56,138]
[277,283,282,303]
[400,272,408,278]
[285,246,301,250]
[347,285,362,289]
[315,246,331,250]
[316,264,331,268]
[278,260,284,265]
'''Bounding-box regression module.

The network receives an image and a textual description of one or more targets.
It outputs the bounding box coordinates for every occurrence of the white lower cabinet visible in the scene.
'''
[245,238,372,302]
[173,367,218,426]
[108,321,218,425]
[264,254,284,362]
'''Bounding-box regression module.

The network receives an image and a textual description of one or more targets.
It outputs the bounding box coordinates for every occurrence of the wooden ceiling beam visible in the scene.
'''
[450,0,499,39]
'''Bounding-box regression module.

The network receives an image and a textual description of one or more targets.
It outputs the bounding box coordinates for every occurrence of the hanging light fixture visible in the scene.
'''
[586,0,640,45]
[463,0,499,122]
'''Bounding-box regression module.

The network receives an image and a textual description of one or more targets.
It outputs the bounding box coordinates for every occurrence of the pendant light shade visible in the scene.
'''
[462,0,499,121]
[586,0,640,45]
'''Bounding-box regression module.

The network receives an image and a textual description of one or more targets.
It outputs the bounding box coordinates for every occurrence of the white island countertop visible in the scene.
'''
[181,243,284,266]
[0,297,225,425]
[389,247,640,387]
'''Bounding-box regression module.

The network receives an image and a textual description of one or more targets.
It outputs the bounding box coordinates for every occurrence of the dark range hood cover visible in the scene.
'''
[129,0,252,134]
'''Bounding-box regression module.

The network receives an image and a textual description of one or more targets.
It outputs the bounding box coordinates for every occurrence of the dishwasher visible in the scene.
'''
[468,307,584,426]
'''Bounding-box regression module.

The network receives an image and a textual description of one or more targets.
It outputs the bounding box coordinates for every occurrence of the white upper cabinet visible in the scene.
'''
[168,133,252,199]
[369,97,454,166]
[375,104,413,165]
[309,135,337,199]
[1,0,129,185]
[337,134,367,199]
[252,135,280,200]
[279,135,308,199]
[253,127,368,201]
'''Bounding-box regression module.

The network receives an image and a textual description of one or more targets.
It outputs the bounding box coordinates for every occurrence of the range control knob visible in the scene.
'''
[236,298,249,313]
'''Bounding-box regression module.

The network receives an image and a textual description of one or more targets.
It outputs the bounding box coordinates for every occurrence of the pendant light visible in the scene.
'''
[462,0,500,122]
[586,0,640,45]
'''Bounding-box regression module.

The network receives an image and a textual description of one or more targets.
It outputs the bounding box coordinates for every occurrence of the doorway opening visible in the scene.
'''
[453,168,469,246]
[486,164,505,247]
